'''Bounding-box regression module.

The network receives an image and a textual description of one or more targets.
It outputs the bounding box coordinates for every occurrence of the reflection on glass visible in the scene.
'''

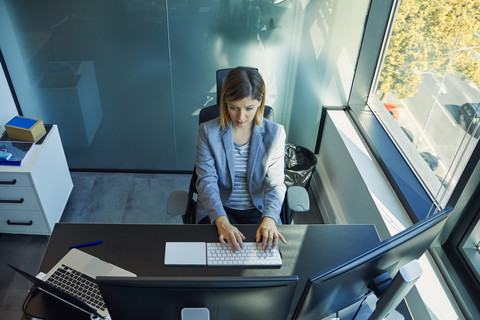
[370,0,480,206]
[4,0,174,170]
[38,61,103,147]
[168,0,302,169]
[3,0,370,170]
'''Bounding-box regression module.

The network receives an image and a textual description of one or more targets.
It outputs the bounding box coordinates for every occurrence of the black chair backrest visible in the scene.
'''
[216,68,232,105]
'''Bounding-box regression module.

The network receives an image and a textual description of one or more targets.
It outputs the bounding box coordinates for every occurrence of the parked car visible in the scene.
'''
[459,103,480,138]
[401,126,414,142]
[420,151,439,171]
[383,102,399,119]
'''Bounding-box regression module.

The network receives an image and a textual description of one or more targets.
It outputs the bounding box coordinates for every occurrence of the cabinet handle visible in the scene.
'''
[7,220,33,226]
[0,198,24,204]
[0,179,17,185]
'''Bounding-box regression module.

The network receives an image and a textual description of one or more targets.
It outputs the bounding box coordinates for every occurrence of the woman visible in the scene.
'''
[195,67,287,252]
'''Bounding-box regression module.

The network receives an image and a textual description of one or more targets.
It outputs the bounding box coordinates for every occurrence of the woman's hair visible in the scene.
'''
[219,67,266,130]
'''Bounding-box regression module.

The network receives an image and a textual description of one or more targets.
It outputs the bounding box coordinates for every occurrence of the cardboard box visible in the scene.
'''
[5,116,47,142]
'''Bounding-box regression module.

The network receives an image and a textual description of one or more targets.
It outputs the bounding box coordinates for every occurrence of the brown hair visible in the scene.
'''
[219,67,266,130]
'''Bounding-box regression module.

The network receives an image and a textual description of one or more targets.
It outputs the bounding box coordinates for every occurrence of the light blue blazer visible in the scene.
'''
[195,117,286,224]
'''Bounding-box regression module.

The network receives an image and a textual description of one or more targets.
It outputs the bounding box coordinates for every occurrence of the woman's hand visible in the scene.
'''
[215,216,246,252]
[256,217,286,250]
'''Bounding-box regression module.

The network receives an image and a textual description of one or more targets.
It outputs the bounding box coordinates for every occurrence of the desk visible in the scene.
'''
[23,223,380,319]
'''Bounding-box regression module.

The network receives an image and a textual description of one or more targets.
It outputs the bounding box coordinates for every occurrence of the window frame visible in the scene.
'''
[436,145,480,319]
[344,0,480,318]
[348,0,434,223]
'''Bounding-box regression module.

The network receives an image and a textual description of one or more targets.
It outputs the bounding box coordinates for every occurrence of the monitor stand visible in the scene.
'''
[182,308,210,320]
[353,295,404,320]
[354,259,423,320]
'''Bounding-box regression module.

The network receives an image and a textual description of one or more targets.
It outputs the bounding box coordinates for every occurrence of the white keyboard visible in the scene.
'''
[206,242,282,267]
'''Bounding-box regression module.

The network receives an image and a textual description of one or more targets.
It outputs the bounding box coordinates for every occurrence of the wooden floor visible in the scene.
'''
[0,172,322,319]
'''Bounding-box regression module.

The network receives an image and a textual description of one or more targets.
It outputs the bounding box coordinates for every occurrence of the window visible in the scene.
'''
[369,0,480,208]
[347,0,480,318]
[349,0,480,319]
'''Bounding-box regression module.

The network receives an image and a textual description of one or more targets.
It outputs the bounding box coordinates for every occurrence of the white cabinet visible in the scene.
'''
[0,125,72,235]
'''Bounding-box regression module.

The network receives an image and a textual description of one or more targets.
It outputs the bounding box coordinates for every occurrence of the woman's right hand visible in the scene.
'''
[215,216,245,252]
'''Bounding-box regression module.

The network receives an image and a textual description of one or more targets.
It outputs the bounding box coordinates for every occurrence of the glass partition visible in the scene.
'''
[1,0,370,171]
[3,0,175,170]
[167,0,305,169]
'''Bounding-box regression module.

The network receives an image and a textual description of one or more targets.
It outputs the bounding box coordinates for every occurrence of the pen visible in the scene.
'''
[69,240,103,249]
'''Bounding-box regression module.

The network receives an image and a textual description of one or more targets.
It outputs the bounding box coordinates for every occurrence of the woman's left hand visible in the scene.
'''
[256,217,286,250]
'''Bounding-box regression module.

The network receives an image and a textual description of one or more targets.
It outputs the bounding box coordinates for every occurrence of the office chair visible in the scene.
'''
[167,68,310,224]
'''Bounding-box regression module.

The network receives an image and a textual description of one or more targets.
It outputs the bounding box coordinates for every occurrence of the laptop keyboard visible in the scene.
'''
[206,242,282,266]
[45,264,107,312]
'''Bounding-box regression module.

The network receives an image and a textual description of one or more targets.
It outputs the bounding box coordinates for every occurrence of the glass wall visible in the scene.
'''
[0,52,17,122]
[167,0,303,169]
[3,0,175,170]
[1,0,370,171]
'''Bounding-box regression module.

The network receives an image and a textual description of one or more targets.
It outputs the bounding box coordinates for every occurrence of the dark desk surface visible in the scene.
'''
[24,223,380,319]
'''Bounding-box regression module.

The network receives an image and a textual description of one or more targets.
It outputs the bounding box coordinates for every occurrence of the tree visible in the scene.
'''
[378,0,480,99]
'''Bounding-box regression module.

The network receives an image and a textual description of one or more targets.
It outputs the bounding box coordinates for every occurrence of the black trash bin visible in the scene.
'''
[284,144,317,188]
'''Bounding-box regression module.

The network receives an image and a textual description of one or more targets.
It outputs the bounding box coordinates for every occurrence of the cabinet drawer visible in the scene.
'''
[0,173,32,187]
[0,210,49,234]
[0,187,40,210]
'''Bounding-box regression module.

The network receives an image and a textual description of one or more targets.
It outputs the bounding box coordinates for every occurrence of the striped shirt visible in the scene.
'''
[224,142,255,210]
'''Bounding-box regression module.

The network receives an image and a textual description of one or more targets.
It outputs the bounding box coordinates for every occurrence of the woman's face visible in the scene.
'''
[227,97,261,129]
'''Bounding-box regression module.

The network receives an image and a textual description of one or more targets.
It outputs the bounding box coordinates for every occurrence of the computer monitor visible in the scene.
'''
[291,207,453,320]
[96,275,298,320]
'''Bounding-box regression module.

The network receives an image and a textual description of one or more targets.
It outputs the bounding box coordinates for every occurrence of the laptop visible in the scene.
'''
[9,248,136,319]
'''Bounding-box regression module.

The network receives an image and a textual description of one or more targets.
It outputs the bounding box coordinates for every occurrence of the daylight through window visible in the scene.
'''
[369,0,480,207]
